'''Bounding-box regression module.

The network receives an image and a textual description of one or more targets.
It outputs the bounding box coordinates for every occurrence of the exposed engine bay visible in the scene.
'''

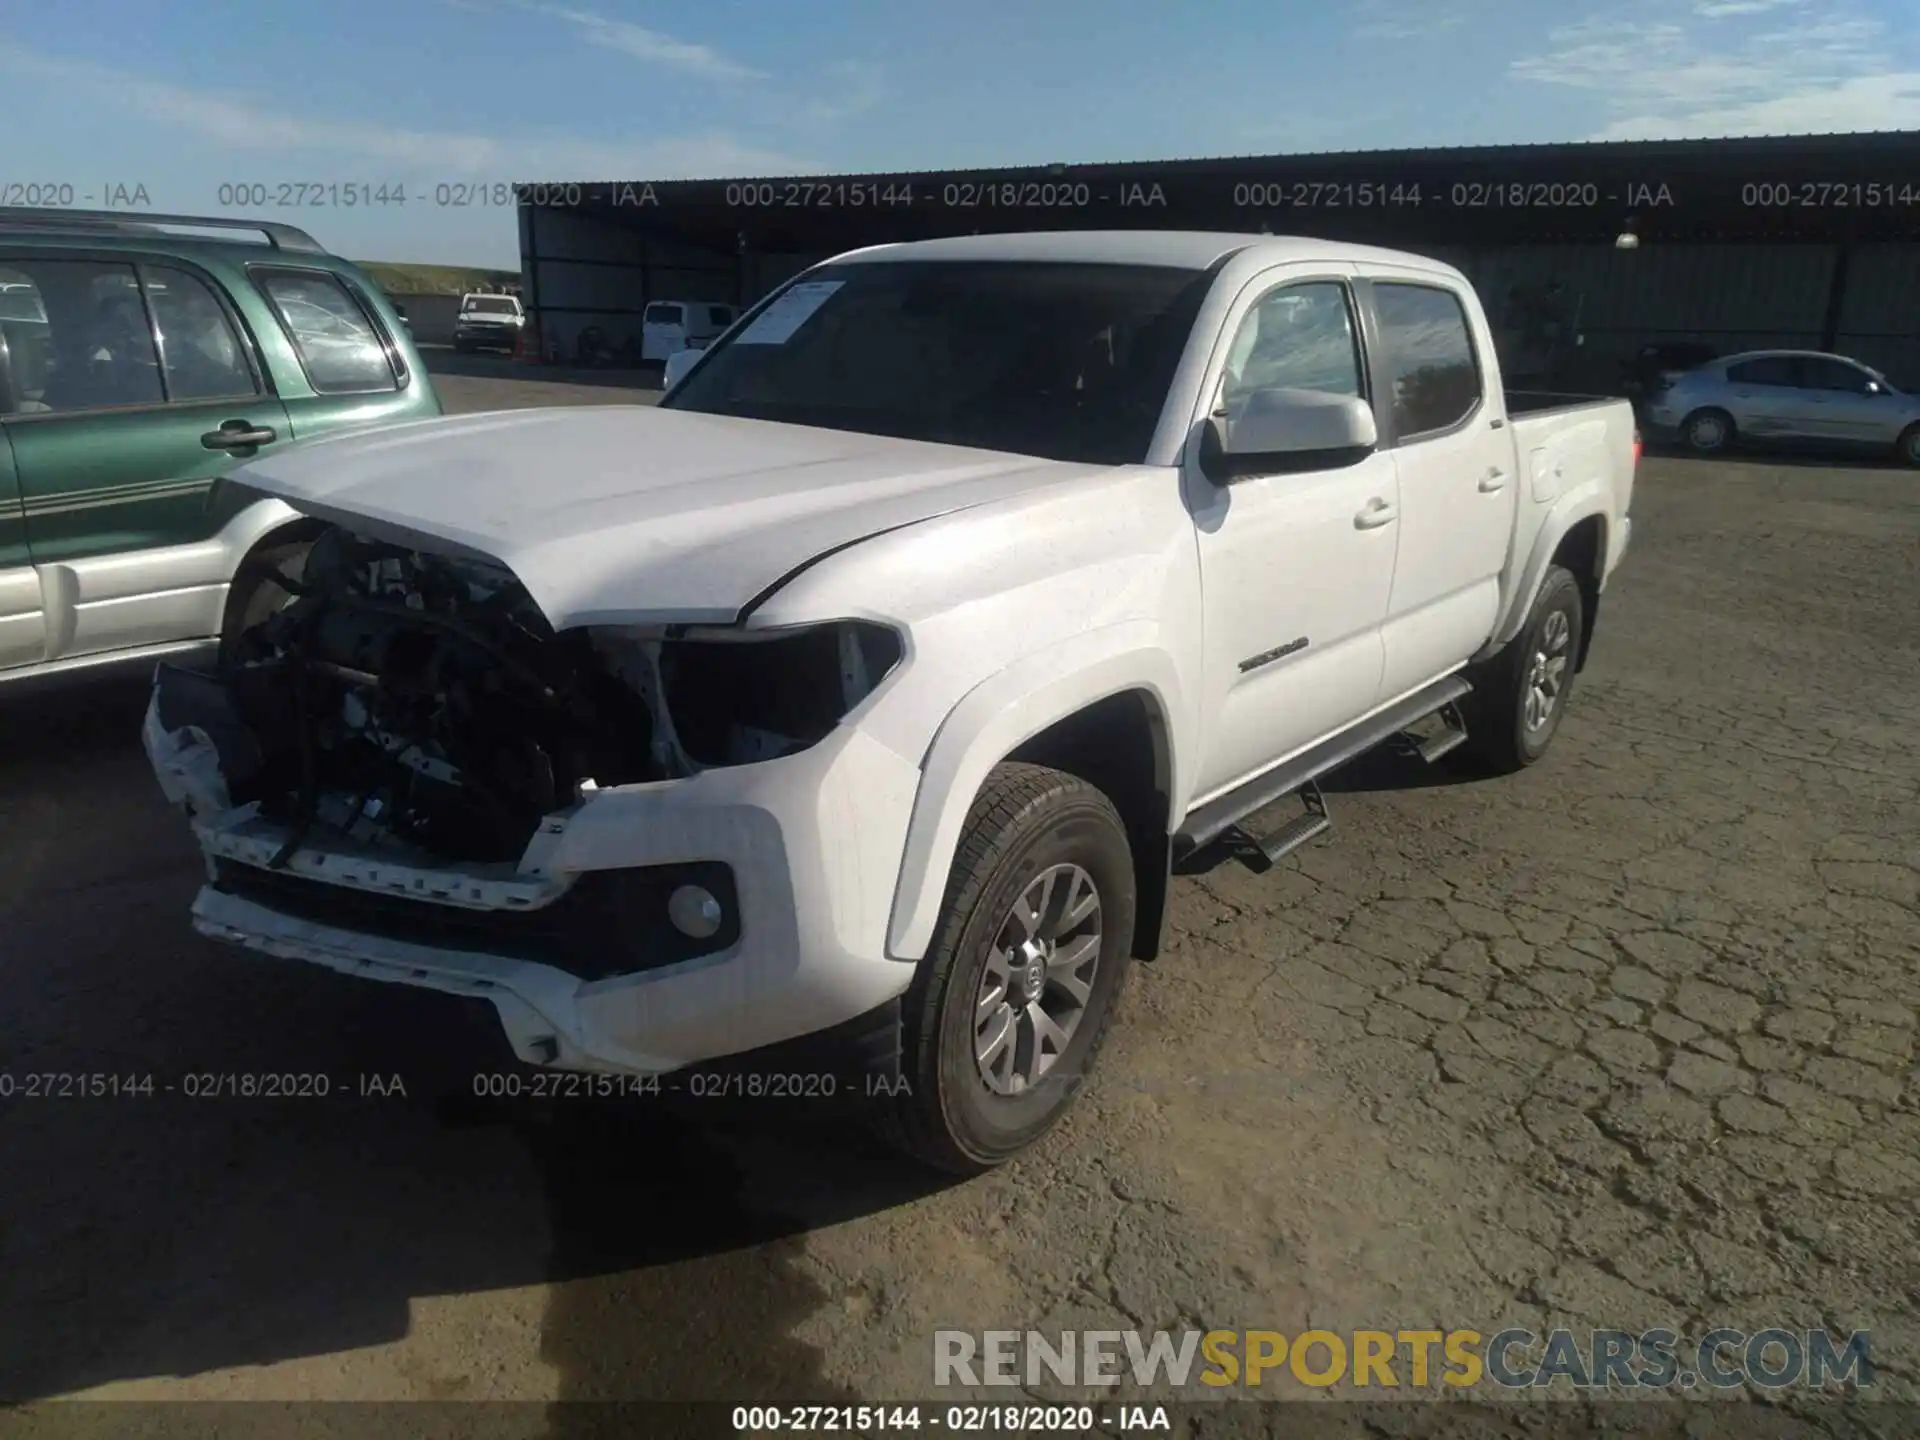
[201,527,903,866]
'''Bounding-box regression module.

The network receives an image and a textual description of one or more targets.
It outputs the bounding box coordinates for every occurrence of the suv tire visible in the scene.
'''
[876,763,1135,1174]
[1463,564,1585,775]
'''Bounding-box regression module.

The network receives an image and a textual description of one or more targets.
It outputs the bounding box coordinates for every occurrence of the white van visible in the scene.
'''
[642,299,736,362]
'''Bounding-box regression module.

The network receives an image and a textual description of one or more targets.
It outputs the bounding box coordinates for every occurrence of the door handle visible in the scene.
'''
[1354,497,1397,529]
[202,419,278,451]
[1479,467,1508,492]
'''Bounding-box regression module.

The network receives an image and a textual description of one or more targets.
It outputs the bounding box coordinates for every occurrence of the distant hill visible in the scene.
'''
[355,261,519,296]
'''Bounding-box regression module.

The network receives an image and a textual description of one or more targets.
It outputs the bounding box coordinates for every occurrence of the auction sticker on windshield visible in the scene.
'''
[736,280,843,344]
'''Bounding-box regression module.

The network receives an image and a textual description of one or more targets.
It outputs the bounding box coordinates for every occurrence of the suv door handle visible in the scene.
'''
[202,419,278,451]
[1479,467,1508,492]
[1354,497,1398,529]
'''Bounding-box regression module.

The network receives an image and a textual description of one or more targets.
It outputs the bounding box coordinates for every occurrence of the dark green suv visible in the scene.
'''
[0,208,440,686]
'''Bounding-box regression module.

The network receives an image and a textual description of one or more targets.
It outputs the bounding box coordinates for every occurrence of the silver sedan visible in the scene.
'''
[1644,350,1920,466]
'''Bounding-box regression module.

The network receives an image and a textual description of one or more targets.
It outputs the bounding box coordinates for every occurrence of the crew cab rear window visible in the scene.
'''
[1373,282,1482,438]
[254,268,397,394]
[645,303,684,324]
[707,305,732,327]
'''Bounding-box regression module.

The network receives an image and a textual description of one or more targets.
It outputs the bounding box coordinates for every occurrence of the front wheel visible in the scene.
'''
[876,763,1136,1174]
[1896,423,1920,469]
[1463,565,1585,775]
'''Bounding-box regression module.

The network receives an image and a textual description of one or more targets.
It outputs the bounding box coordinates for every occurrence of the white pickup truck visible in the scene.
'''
[143,231,1637,1172]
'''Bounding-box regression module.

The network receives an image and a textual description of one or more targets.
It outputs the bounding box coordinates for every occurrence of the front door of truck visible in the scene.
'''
[1186,270,1397,803]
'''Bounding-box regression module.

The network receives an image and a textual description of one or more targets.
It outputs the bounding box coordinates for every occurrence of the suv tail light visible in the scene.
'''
[1632,429,1643,466]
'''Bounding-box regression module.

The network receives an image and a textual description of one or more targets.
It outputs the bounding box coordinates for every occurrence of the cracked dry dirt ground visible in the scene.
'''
[773,455,1920,1417]
[0,439,1913,1433]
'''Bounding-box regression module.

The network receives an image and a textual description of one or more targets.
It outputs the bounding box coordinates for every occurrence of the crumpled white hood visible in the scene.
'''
[231,406,1105,629]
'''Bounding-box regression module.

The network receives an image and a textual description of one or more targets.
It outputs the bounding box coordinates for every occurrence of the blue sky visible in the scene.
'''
[4,0,1916,267]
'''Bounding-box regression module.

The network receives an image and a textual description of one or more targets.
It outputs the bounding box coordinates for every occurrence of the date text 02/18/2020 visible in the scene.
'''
[469,1069,907,1101]
[1228,180,1678,208]
[0,1072,406,1099]
[207,182,589,209]
[730,1405,1172,1433]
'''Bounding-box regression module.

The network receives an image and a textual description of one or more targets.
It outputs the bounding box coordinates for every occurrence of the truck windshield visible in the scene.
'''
[660,260,1213,464]
[465,298,517,315]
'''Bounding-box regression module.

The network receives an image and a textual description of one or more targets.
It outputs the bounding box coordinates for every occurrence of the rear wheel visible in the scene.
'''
[1463,565,1585,775]
[876,763,1135,1174]
[1681,407,1735,455]
[1897,423,1920,468]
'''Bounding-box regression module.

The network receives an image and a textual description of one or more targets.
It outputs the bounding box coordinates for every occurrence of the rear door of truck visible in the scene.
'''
[1360,269,1518,700]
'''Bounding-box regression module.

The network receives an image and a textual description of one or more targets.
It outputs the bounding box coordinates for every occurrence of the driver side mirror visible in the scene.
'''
[1206,387,1378,482]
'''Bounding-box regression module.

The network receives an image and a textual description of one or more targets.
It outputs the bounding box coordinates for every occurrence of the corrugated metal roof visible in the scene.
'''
[533,129,1920,189]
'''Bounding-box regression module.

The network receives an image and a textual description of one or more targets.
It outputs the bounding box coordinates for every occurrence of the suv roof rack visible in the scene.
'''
[0,208,326,254]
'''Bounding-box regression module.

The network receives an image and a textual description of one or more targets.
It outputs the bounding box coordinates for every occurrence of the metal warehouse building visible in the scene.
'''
[515,130,1920,387]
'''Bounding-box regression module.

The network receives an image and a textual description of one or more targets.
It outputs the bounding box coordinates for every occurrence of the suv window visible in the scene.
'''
[1726,357,1797,387]
[146,265,257,402]
[707,305,732,327]
[255,269,395,394]
[1374,282,1481,437]
[464,296,518,316]
[1221,282,1362,412]
[0,258,162,414]
[1797,356,1874,393]
[645,302,684,325]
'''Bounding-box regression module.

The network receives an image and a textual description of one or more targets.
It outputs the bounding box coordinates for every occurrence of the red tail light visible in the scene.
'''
[1632,429,1643,466]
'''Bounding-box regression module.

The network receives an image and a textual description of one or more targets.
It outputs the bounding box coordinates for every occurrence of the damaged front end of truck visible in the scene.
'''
[144,524,906,1060]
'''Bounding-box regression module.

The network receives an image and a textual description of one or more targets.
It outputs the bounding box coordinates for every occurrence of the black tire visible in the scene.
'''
[219,538,310,666]
[1463,565,1585,775]
[876,763,1136,1175]
[1680,406,1735,455]
[1897,423,1920,469]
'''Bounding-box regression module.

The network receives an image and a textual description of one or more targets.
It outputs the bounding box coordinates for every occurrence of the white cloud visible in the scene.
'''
[1351,0,1476,39]
[1589,72,1920,140]
[526,4,764,81]
[1512,9,1920,138]
[798,60,887,126]
[0,46,815,179]
[1693,0,1804,14]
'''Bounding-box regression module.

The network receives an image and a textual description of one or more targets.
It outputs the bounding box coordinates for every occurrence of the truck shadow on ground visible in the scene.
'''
[1173,743,1490,877]
[0,676,949,1421]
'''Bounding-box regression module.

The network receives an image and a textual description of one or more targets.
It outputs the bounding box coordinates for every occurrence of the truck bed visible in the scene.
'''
[1504,389,1625,418]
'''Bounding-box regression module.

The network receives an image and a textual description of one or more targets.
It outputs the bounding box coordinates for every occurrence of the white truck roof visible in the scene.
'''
[835,229,1462,277]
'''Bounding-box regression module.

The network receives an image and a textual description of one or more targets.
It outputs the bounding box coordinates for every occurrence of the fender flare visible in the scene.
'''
[1484,487,1612,656]
[885,621,1186,961]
